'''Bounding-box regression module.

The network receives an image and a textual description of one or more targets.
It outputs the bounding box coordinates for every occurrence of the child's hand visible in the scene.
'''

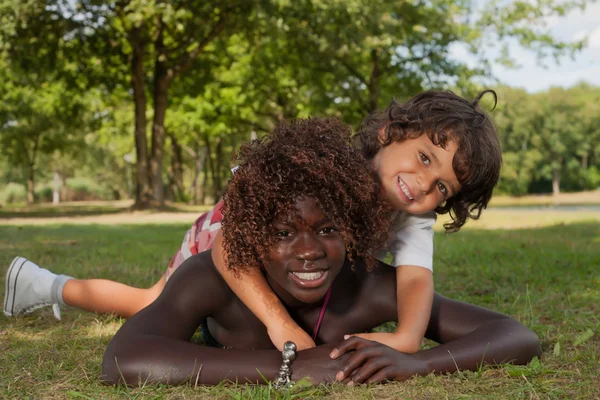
[345,331,420,354]
[329,336,428,384]
[268,322,316,351]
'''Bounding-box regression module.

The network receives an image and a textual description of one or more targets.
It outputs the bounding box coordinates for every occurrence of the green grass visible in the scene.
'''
[1,216,599,399]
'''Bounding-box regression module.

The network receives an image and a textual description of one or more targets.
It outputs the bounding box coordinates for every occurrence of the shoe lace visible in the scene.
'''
[22,302,61,320]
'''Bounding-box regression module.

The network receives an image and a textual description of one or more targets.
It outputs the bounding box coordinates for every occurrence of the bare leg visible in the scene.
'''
[62,275,166,318]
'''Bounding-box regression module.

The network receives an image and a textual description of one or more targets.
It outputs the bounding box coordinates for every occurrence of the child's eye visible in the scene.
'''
[276,230,292,238]
[319,227,338,235]
[419,152,430,166]
[437,182,448,196]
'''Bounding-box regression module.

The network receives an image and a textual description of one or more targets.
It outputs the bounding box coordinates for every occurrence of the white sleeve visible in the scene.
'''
[374,211,436,271]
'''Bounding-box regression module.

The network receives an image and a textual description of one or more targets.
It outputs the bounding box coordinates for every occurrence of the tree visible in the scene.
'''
[493,84,600,195]
[68,0,259,206]
[493,87,544,195]
[0,77,86,203]
[2,0,596,204]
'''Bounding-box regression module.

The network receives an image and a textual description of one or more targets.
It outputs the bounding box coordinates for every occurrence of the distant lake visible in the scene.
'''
[490,204,600,212]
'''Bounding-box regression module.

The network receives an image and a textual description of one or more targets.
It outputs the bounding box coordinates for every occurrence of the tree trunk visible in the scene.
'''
[60,172,68,201]
[24,135,40,204]
[199,147,208,204]
[190,144,208,205]
[130,27,151,209]
[170,134,184,201]
[552,167,561,196]
[212,136,223,201]
[26,163,35,204]
[165,166,176,202]
[182,141,208,205]
[188,143,200,204]
[199,169,208,204]
[149,22,170,206]
[53,168,60,205]
[205,136,215,204]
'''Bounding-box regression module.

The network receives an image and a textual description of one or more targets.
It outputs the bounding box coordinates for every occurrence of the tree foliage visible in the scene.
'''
[0,0,597,205]
[493,84,600,195]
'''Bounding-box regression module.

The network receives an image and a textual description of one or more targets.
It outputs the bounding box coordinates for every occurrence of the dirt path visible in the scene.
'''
[2,209,598,230]
[0,211,202,226]
[1,196,599,228]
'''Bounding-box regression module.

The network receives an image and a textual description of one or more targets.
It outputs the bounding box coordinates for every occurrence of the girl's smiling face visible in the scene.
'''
[372,134,462,215]
[263,196,346,306]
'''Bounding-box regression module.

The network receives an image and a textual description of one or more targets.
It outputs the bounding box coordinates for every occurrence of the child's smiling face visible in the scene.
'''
[372,134,462,215]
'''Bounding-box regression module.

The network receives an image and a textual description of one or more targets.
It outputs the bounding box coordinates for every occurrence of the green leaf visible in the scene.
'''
[529,356,541,370]
[573,329,594,346]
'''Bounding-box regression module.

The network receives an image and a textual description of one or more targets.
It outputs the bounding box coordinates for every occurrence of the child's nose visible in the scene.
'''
[418,171,437,194]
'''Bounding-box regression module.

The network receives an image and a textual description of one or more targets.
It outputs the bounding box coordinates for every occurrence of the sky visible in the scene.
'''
[449,1,600,93]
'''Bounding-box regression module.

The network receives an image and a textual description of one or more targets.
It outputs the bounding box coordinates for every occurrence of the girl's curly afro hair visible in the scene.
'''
[221,118,391,275]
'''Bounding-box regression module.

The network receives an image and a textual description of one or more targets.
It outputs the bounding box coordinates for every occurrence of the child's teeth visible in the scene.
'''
[398,177,414,200]
[292,271,324,281]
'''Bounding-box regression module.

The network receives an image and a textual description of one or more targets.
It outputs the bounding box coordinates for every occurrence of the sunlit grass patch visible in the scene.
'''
[437,209,600,231]
[490,191,600,207]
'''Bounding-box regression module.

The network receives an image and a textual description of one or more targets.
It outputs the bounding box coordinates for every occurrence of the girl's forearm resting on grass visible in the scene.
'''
[101,290,285,386]
[102,302,341,386]
[424,294,542,372]
[103,334,282,386]
[416,317,541,374]
[333,294,541,383]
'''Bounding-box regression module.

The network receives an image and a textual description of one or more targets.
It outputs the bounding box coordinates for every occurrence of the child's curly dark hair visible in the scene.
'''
[221,118,391,275]
[356,90,502,232]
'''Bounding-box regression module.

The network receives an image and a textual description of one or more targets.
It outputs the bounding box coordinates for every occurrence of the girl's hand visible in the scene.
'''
[329,336,429,384]
[267,322,316,351]
[291,344,346,384]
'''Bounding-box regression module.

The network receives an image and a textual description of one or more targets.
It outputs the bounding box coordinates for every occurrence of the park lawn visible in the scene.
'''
[489,190,600,207]
[1,217,599,399]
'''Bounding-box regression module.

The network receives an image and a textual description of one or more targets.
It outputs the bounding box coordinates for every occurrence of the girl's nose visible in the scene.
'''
[294,232,325,261]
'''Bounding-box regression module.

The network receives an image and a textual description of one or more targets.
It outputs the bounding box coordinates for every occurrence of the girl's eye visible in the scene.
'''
[437,182,448,196]
[419,152,430,166]
[276,230,292,238]
[319,227,338,235]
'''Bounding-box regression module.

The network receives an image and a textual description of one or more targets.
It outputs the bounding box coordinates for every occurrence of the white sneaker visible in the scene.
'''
[4,257,67,320]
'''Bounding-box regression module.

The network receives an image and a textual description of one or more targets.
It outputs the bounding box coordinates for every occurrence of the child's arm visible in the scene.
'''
[349,265,433,353]
[211,231,316,351]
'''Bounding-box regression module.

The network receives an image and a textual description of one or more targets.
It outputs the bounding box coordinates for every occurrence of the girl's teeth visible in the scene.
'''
[398,178,414,200]
[292,271,324,281]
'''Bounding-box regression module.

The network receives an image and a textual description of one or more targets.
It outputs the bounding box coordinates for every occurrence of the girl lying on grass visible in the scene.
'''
[102,118,540,386]
[5,90,502,357]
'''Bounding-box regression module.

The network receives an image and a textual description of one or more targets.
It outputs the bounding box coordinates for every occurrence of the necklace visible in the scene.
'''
[311,287,332,341]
